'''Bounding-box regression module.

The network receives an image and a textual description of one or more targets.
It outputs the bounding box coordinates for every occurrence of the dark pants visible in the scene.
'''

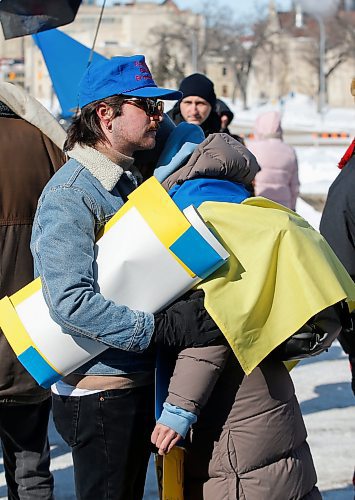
[52,384,155,500]
[0,398,53,500]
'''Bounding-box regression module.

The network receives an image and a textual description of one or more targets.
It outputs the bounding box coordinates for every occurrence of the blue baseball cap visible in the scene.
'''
[78,55,182,108]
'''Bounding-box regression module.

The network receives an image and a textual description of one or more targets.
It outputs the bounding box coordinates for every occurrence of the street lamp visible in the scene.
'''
[297,0,340,118]
[191,30,198,73]
[314,13,326,117]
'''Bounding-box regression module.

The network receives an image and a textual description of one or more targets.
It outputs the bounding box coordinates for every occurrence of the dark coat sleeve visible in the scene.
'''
[320,158,355,281]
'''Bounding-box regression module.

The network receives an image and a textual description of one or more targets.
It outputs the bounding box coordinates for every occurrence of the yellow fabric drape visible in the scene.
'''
[197,197,355,375]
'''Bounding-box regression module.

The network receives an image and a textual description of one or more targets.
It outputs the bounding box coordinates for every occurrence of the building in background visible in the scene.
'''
[24,0,203,114]
[0,57,24,87]
[0,0,354,117]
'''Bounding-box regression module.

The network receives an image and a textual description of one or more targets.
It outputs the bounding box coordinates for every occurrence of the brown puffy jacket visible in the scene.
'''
[162,136,321,499]
[0,84,66,403]
[166,346,320,500]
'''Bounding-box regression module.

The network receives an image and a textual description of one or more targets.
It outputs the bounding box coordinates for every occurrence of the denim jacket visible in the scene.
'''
[31,145,155,376]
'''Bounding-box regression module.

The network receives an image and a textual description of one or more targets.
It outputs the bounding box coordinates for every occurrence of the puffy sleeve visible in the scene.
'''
[165,344,231,415]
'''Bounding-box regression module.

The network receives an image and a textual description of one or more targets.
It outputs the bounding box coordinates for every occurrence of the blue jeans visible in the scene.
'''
[0,398,53,500]
[52,384,155,500]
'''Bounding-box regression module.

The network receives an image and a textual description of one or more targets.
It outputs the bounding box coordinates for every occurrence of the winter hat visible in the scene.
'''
[178,73,217,108]
[78,55,182,108]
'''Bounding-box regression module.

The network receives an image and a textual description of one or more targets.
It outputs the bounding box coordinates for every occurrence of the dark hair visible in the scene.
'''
[64,95,124,151]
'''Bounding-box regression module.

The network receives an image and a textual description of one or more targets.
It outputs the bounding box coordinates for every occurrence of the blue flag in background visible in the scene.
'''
[33,29,107,118]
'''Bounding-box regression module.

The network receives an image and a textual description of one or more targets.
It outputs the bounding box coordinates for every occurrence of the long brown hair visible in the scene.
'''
[64,95,124,151]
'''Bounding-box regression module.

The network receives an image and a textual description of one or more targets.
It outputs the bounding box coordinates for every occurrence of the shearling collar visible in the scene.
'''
[68,144,139,191]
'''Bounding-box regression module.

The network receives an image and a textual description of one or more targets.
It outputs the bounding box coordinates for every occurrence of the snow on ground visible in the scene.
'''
[296,196,321,230]
[296,145,344,195]
[295,145,343,229]
[219,93,355,134]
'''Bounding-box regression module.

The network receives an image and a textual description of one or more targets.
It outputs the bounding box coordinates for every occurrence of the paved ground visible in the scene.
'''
[0,342,354,499]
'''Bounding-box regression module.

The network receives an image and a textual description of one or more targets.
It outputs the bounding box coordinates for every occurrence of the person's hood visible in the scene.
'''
[168,102,185,124]
[253,110,283,140]
[216,98,234,125]
[154,122,205,182]
[161,132,261,191]
[0,82,66,149]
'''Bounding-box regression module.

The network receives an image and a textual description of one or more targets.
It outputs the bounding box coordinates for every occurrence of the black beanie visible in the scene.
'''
[178,73,217,108]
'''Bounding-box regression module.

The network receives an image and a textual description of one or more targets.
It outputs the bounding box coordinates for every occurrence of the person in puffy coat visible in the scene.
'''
[151,124,321,500]
[247,110,299,210]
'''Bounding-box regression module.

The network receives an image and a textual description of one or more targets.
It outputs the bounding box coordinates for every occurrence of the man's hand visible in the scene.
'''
[151,423,182,455]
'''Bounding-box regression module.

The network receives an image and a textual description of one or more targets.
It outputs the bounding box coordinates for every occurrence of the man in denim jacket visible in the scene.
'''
[30,55,221,499]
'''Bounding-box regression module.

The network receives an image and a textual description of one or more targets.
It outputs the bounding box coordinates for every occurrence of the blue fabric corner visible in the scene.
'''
[170,225,224,279]
[169,178,250,210]
[18,346,61,389]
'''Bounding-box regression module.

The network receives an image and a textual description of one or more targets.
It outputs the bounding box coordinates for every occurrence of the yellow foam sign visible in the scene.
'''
[155,447,184,500]
[100,177,194,277]
[0,296,32,355]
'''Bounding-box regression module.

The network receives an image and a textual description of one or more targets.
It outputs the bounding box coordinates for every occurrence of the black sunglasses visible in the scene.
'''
[122,97,164,118]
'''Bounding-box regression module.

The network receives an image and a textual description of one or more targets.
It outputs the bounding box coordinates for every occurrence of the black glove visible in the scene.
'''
[153,290,222,348]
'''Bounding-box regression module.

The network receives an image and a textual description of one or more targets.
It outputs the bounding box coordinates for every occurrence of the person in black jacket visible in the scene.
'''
[320,79,355,395]
[168,73,246,147]
[168,74,255,196]
[168,73,221,137]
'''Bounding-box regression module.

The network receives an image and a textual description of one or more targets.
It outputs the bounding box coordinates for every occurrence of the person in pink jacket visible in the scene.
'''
[247,110,299,210]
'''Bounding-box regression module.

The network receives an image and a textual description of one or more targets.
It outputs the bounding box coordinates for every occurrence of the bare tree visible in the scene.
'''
[285,11,355,103]
[148,1,278,108]
[147,5,209,88]
[148,1,259,89]
[206,12,278,109]
[150,34,171,86]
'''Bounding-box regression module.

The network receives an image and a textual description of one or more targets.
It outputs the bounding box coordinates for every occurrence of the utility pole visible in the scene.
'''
[297,1,336,120]
[191,30,198,73]
[314,13,326,118]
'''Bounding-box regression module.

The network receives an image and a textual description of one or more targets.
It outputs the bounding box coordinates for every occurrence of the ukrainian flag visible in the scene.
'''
[0,177,228,388]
